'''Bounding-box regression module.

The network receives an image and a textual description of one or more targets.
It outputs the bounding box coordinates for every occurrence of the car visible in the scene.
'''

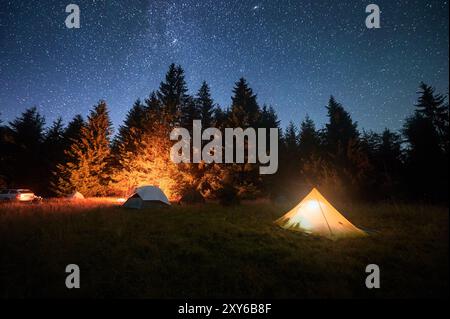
[0,189,36,202]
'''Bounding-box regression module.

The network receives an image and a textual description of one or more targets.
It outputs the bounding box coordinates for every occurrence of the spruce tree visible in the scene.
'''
[223,78,264,198]
[54,101,113,196]
[324,97,372,198]
[113,99,148,154]
[325,96,359,156]
[157,64,190,125]
[260,105,280,129]
[402,83,449,201]
[378,129,403,175]
[284,121,299,156]
[298,115,320,159]
[52,114,85,192]
[196,81,215,128]
[63,114,84,145]
[145,91,163,127]
[180,96,201,132]
[0,115,8,188]
[229,78,261,127]
[112,125,184,199]
[8,107,46,192]
[416,83,447,132]
[42,118,66,196]
[213,107,228,129]
[9,107,45,150]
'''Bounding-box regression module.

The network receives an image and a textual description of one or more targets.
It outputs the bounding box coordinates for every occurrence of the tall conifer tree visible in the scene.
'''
[54,101,113,196]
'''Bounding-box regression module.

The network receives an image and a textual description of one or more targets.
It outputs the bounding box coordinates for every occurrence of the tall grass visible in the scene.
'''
[0,200,447,298]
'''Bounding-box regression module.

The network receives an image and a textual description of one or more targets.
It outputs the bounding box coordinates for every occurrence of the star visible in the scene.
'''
[0,0,448,134]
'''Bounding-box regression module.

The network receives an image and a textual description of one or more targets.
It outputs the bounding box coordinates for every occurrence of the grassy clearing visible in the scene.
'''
[0,199,448,298]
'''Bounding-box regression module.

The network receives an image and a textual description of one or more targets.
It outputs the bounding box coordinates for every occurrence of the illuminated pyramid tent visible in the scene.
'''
[275,188,366,239]
[123,186,171,209]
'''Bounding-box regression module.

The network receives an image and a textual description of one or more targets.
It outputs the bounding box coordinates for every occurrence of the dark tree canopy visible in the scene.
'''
[0,65,447,203]
[195,81,216,128]
[229,78,261,127]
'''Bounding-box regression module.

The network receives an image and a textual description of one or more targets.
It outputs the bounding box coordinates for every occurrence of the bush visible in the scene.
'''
[180,187,205,204]
[0,175,6,189]
[216,184,240,206]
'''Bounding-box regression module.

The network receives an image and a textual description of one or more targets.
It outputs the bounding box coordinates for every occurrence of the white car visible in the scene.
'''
[0,189,36,202]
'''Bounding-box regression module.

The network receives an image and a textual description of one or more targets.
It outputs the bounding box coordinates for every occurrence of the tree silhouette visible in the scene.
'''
[157,64,189,125]
[0,64,447,203]
[8,107,46,192]
[54,101,113,196]
[196,81,215,128]
[229,78,261,127]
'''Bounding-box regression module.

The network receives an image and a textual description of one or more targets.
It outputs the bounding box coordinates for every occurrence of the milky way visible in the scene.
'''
[0,0,448,132]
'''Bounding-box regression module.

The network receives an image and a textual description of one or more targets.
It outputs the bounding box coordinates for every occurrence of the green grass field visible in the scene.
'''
[0,200,448,298]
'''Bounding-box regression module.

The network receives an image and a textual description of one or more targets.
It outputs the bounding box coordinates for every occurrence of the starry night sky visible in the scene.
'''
[0,0,448,132]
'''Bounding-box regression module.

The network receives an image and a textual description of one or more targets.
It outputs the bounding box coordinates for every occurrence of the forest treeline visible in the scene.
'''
[0,64,448,203]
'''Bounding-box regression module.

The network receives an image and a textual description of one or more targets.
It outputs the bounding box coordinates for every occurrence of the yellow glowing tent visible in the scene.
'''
[275,188,366,239]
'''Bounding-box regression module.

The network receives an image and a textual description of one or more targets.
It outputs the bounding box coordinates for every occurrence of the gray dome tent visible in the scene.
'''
[68,191,85,200]
[122,186,171,209]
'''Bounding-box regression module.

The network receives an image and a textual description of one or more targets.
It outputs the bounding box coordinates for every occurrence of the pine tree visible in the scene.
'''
[284,121,299,156]
[63,114,84,146]
[221,78,264,198]
[402,83,448,201]
[53,115,85,192]
[415,83,449,154]
[8,107,46,192]
[229,78,261,127]
[324,97,372,198]
[213,107,228,129]
[298,115,321,159]
[260,105,280,128]
[157,64,190,125]
[359,129,403,199]
[180,96,201,132]
[0,115,9,188]
[9,107,45,149]
[145,91,163,127]
[416,83,447,134]
[196,81,215,128]
[112,125,184,199]
[42,118,66,196]
[45,118,65,146]
[257,105,281,197]
[325,96,359,157]
[378,129,403,175]
[113,99,148,154]
[54,101,113,196]
[276,121,301,194]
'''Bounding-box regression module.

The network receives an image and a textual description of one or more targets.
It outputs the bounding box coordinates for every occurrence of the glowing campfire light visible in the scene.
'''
[116,198,126,203]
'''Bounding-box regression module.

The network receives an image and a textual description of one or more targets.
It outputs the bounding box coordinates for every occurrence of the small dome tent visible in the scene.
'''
[68,191,85,200]
[275,188,366,240]
[123,186,171,209]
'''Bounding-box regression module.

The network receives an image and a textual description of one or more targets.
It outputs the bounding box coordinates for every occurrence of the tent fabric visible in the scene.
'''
[275,188,366,239]
[68,191,85,200]
[123,186,170,209]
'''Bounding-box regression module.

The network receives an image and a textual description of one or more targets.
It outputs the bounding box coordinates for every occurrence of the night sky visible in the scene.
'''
[0,0,448,133]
